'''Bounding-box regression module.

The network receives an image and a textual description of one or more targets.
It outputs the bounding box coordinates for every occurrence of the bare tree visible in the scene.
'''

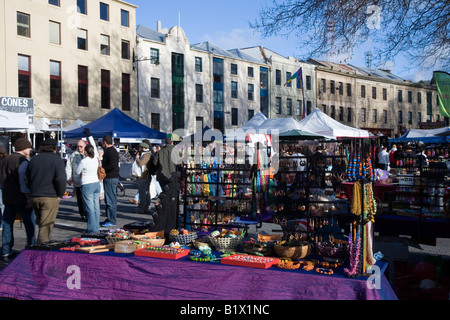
[250,0,449,70]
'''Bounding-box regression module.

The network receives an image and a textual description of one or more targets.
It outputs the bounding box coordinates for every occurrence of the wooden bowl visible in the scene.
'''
[274,242,311,260]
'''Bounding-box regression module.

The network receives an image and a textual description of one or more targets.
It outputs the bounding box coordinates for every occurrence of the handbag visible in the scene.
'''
[97,160,107,180]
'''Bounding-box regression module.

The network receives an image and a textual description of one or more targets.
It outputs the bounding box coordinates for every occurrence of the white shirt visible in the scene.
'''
[75,156,99,185]
[378,149,390,164]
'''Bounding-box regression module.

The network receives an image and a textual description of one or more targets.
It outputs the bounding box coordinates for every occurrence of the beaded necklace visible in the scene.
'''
[344,228,361,277]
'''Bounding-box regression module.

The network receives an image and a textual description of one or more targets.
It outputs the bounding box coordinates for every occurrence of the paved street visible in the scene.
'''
[0,180,282,270]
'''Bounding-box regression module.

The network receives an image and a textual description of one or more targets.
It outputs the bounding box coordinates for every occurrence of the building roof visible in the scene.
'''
[348,64,407,82]
[227,48,267,64]
[191,41,236,58]
[136,24,166,43]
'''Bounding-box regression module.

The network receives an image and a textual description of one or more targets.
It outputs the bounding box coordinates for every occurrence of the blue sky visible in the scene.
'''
[131,0,434,82]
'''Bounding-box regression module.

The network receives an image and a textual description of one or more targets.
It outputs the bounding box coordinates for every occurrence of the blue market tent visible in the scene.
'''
[63,108,166,140]
[389,127,450,144]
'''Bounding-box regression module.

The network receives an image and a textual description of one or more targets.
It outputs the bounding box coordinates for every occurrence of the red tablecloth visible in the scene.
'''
[342,182,396,202]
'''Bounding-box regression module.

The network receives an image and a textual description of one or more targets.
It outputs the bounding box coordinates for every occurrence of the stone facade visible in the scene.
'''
[0,0,137,124]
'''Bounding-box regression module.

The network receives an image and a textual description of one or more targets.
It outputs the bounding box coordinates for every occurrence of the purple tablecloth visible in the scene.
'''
[0,250,396,300]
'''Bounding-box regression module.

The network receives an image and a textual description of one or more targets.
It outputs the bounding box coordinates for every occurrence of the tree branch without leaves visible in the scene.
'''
[250,0,449,70]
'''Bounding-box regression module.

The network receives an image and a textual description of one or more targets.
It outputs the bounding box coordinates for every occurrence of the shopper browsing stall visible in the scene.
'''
[377,145,390,170]
[0,138,36,260]
[26,139,66,243]
[75,144,101,233]
[65,139,87,221]
[100,134,120,228]
[134,141,152,214]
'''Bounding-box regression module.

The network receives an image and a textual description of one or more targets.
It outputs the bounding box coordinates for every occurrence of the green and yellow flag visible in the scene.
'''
[433,71,450,118]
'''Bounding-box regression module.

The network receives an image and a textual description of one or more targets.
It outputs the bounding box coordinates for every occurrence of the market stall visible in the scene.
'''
[298,108,371,139]
[63,108,166,140]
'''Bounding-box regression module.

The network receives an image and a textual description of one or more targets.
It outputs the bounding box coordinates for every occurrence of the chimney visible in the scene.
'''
[157,21,161,32]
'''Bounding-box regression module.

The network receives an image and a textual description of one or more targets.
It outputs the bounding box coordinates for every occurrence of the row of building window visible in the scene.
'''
[275,97,310,117]
[18,54,131,110]
[17,12,131,60]
[320,78,430,104]
[148,79,255,103]
[47,0,130,27]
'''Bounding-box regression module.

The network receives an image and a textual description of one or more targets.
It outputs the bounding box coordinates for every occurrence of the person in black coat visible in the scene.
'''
[0,138,36,260]
[26,139,66,243]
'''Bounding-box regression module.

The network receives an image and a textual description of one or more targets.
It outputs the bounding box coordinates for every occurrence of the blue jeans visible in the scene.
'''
[2,205,36,255]
[81,182,101,233]
[103,178,119,225]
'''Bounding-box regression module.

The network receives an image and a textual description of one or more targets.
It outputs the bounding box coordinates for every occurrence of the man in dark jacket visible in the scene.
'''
[151,136,179,236]
[26,139,66,243]
[0,138,36,260]
[154,136,176,186]
[100,134,119,227]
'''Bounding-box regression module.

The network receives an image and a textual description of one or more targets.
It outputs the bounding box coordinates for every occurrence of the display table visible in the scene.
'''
[375,214,450,239]
[0,250,396,300]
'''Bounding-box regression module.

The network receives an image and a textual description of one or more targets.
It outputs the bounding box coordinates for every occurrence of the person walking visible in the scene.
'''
[152,136,179,236]
[100,135,119,227]
[0,138,36,260]
[26,139,66,243]
[135,141,152,214]
[153,136,176,189]
[65,139,87,221]
[75,144,101,233]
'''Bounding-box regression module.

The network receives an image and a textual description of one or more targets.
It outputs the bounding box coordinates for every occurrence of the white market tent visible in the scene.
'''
[62,119,86,132]
[298,108,371,139]
[240,112,268,130]
[255,117,305,134]
[225,111,268,141]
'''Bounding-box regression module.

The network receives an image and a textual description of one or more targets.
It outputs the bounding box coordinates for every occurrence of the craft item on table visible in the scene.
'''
[316,241,349,263]
[274,238,312,260]
[114,240,148,254]
[276,260,302,270]
[106,229,132,244]
[190,256,211,262]
[221,254,279,269]
[315,267,334,275]
[134,246,190,260]
[71,238,104,246]
[75,244,114,254]
[189,249,202,257]
[320,261,343,268]
[169,242,181,248]
[199,246,212,255]
[170,228,198,244]
[344,226,362,278]
[210,230,220,238]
